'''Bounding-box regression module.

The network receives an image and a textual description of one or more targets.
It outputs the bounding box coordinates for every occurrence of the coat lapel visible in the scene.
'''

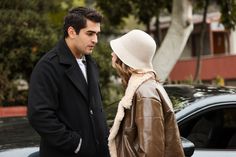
[66,65,88,102]
[56,39,89,102]
[86,56,98,100]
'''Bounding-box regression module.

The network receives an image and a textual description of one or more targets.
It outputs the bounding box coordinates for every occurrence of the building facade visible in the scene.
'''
[168,12,236,86]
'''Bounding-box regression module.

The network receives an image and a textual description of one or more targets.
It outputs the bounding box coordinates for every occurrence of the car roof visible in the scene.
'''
[175,94,236,121]
[164,84,236,112]
[164,84,236,98]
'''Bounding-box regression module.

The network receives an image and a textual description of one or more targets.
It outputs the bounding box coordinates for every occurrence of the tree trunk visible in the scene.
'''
[193,0,209,83]
[152,0,193,82]
[154,17,162,48]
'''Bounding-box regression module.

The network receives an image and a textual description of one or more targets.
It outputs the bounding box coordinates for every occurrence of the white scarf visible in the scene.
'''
[108,72,173,157]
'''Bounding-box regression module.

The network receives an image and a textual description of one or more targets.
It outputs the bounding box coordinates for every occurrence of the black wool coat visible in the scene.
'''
[28,39,110,157]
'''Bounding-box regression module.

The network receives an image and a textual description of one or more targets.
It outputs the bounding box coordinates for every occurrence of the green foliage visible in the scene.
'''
[96,0,170,32]
[218,0,236,30]
[194,0,236,30]
[0,0,65,105]
[0,0,100,106]
[0,70,11,104]
[96,0,132,26]
[0,0,59,80]
[169,95,185,111]
[131,0,166,25]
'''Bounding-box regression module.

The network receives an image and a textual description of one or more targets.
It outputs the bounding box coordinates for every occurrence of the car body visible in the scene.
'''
[0,116,39,157]
[165,84,236,157]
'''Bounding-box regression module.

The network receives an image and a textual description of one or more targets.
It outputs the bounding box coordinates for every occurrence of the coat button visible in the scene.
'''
[90,109,93,115]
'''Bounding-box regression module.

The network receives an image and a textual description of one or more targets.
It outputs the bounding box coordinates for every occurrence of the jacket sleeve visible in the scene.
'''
[134,94,165,157]
[27,60,80,153]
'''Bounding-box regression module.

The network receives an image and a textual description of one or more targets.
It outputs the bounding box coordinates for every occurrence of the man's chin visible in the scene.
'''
[85,50,93,55]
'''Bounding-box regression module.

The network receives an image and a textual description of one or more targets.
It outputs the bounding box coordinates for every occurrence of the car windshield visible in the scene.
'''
[0,116,40,151]
[164,84,236,112]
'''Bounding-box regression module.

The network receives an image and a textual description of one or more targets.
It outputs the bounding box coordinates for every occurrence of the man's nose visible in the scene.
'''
[92,35,98,43]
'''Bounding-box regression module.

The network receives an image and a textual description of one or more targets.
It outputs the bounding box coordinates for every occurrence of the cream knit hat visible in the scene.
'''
[110,29,156,71]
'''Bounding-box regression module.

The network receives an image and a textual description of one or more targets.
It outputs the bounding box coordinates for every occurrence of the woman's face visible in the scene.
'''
[111,52,118,68]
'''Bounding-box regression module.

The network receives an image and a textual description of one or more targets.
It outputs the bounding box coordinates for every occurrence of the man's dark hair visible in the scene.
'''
[63,7,102,38]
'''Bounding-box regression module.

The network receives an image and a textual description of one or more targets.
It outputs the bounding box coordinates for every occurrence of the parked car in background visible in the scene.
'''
[0,116,39,157]
[165,84,236,157]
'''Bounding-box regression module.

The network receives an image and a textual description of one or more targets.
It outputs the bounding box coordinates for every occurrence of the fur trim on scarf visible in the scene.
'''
[108,72,174,157]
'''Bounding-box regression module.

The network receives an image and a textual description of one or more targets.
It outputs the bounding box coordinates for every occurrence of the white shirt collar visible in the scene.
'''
[76,56,87,82]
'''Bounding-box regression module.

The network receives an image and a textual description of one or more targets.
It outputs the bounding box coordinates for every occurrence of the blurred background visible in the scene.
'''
[0,0,236,119]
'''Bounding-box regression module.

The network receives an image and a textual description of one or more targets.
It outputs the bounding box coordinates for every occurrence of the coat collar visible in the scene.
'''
[56,38,76,65]
[55,39,96,102]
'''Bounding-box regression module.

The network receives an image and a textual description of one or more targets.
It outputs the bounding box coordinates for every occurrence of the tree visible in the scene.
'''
[193,0,210,83]
[153,0,193,82]
[0,0,65,104]
[218,0,236,30]
[153,0,236,82]
[193,0,236,83]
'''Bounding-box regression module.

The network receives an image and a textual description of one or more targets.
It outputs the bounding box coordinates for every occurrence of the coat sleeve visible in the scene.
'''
[27,60,80,153]
[134,93,165,157]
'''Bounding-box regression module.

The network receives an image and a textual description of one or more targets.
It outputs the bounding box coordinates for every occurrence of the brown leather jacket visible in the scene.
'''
[114,79,184,157]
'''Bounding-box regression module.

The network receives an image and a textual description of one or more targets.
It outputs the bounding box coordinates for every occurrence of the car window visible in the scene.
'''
[164,85,236,113]
[178,107,236,149]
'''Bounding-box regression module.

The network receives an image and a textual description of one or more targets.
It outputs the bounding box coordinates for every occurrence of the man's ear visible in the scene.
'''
[67,26,77,38]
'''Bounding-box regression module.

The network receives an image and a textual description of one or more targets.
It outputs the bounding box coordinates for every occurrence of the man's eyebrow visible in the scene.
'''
[86,30,100,34]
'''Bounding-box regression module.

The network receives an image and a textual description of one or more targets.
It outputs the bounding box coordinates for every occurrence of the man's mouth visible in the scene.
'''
[88,45,95,49]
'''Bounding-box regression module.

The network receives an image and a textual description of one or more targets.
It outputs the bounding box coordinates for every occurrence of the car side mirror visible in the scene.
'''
[28,151,39,157]
[181,137,195,157]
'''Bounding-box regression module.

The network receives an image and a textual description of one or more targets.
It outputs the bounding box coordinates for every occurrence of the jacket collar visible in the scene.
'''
[56,38,76,65]
[55,38,96,69]
[56,38,89,101]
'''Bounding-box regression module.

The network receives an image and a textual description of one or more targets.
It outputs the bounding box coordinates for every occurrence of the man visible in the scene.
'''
[28,7,110,157]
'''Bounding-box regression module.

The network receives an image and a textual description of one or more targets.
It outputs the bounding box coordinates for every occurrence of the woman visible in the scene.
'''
[108,29,185,157]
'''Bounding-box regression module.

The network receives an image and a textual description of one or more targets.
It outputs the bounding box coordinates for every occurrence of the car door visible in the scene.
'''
[177,103,236,157]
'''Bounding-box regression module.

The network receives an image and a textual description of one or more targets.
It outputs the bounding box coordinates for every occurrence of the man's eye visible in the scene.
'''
[87,32,93,36]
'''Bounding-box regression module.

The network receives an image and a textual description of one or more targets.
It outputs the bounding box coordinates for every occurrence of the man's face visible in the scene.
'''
[72,19,100,57]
